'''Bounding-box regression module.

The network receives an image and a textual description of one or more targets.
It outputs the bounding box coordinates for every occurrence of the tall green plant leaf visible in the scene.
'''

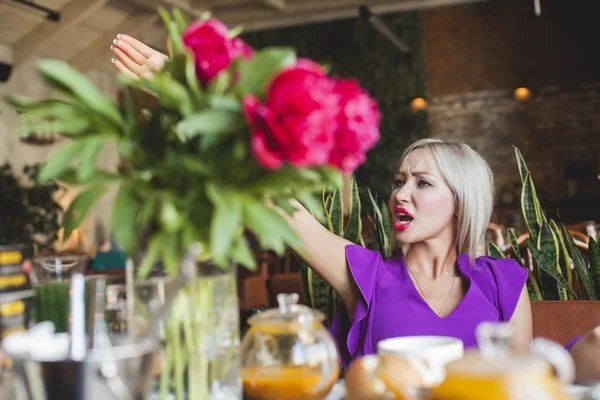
[588,236,600,299]
[379,201,391,256]
[506,228,524,266]
[537,222,567,300]
[343,177,362,243]
[514,147,545,224]
[527,271,543,301]
[521,172,542,243]
[526,239,578,299]
[560,223,596,300]
[550,219,573,297]
[487,242,506,259]
[329,189,343,236]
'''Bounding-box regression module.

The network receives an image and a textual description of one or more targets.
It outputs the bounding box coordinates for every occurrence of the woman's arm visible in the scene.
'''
[509,286,533,352]
[284,201,357,317]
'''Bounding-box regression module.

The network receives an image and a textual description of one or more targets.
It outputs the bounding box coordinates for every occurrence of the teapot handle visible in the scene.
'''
[530,337,575,384]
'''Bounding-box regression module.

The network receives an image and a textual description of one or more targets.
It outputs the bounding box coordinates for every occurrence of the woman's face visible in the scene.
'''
[389,148,456,246]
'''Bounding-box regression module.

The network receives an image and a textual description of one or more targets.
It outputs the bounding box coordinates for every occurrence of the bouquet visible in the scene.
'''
[6,9,381,277]
[6,8,381,399]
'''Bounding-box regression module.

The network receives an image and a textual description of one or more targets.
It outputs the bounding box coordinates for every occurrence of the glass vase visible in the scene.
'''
[160,263,242,400]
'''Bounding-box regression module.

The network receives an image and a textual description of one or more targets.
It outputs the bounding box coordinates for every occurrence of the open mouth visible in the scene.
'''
[394,208,413,231]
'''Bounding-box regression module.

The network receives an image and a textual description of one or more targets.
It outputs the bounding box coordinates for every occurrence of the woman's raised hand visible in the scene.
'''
[110,34,169,80]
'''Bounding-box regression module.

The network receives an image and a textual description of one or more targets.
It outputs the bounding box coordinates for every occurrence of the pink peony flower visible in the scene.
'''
[182,19,253,85]
[329,78,381,172]
[243,60,341,170]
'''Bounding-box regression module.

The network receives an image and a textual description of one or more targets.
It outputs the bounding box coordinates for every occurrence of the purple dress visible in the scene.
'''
[330,244,528,367]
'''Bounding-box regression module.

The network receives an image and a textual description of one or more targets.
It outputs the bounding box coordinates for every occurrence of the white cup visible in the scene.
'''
[377,336,464,385]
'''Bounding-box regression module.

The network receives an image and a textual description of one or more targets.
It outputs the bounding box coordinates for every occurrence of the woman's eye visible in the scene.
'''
[393,179,404,189]
[418,180,432,188]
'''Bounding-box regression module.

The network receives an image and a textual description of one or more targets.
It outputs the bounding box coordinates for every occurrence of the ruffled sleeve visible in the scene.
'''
[478,256,529,322]
[330,244,383,368]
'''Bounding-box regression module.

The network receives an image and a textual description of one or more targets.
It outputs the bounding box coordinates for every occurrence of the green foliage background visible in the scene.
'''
[242,11,429,203]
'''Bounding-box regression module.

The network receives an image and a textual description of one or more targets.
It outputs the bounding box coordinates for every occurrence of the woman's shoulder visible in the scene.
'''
[471,255,528,281]
[466,255,528,321]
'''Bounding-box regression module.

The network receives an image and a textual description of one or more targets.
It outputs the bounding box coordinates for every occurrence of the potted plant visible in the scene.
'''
[5,8,381,399]
[487,148,600,345]
[0,162,62,254]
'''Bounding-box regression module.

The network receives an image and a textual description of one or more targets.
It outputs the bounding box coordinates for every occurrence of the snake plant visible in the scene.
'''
[488,147,600,301]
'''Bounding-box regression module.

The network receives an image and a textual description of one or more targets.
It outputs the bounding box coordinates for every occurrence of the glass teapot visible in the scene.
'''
[240,293,340,400]
[431,322,575,400]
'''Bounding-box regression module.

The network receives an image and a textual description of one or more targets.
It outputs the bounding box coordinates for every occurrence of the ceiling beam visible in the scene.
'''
[70,11,158,71]
[14,0,109,65]
[125,0,204,17]
[219,0,489,32]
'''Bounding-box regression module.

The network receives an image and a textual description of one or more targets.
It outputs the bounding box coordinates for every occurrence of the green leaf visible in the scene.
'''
[527,271,543,301]
[514,146,529,184]
[5,97,78,119]
[521,172,542,243]
[62,186,107,239]
[176,109,245,139]
[537,222,566,300]
[56,168,120,186]
[39,138,93,182]
[295,192,325,223]
[209,96,242,113]
[158,8,183,55]
[550,219,573,297]
[137,234,161,279]
[184,51,203,106]
[160,233,180,275]
[77,136,107,181]
[526,239,578,299]
[343,177,362,243]
[507,228,522,264]
[236,48,297,96]
[487,242,506,259]
[207,70,232,96]
[588,236,600,299]
[367,187,390,258]
[160,200,184,232]
[171,7,189,33]
[242,198,303,255]
[21,117,91,137]
[329,189,343,236]
[35,60,123,128]
[206,185,242,263]
[230,236,256,270]
[560,223,597,300]
[110,186,140,255]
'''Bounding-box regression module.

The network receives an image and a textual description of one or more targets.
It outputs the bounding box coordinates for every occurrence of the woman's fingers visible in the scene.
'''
[117,33,157,59]
[112,46,141,76]
[112,38,146,66]
[111,58,139,80]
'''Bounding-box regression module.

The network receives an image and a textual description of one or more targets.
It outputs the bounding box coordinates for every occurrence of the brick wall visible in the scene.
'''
[422,0,600,97]
[421,0,600,223]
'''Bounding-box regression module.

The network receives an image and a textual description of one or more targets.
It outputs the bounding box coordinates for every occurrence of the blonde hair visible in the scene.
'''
[397,138,494,261]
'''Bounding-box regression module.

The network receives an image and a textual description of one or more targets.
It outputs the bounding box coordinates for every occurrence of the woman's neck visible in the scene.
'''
[404,240,458,280]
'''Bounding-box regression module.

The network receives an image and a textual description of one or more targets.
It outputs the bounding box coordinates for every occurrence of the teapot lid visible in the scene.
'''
[248,293,325,327]
[446,322,549,376]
